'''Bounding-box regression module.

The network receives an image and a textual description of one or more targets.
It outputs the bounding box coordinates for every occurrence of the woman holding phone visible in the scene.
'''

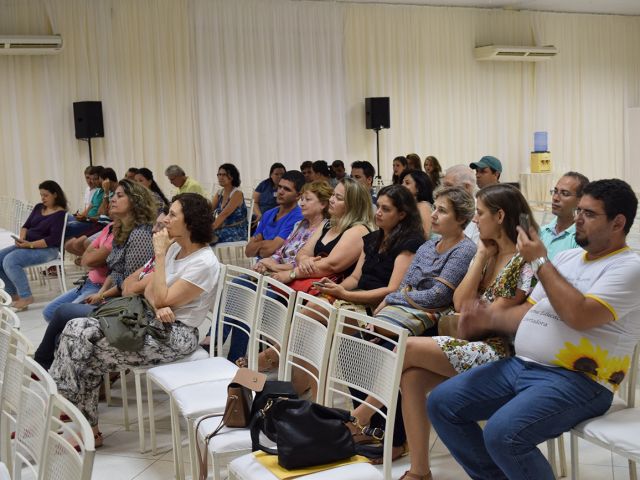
[0,181,68,311]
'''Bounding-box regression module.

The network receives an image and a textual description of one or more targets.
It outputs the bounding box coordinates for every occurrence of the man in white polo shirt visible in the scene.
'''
[428,178,640,480]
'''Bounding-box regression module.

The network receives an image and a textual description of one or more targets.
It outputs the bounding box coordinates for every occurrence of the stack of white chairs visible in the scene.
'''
[570,342,640,479]
[228,308,409,480]
[195,291,336,480]
[146,265,263,479]
[0,314,95,480]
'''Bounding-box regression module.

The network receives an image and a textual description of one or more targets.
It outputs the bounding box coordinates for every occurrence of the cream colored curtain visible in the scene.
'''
[1,0,639,206]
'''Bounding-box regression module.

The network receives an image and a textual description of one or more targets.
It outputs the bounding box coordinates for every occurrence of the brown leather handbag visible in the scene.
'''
[195,369,267,479]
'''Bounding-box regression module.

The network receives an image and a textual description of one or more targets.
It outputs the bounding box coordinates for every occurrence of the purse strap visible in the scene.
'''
[249,398,279,456]
[401,276,455,313]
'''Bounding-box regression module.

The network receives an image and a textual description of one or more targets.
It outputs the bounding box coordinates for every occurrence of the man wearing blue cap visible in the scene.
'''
[470,156,502,189]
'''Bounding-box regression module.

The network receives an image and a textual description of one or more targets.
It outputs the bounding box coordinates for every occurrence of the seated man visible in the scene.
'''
[164,164,205,196]
[428,178,640,480]
[470,155,501,189]
[350,160,377,205]
[541,171,589,260]
[245,170,304,260]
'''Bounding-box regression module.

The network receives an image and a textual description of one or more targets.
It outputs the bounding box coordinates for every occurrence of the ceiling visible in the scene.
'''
[322,0,640,16]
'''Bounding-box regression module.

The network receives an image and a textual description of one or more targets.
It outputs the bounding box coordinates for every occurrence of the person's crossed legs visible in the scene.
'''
[428,357,613,480]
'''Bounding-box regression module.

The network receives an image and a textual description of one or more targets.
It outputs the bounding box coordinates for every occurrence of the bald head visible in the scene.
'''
[443,165,476,196]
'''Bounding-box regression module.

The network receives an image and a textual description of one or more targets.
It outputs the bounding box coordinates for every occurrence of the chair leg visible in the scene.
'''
[212,451,221,480]
[570,433,579,480]
[103,373,112,405]
[135,370,146,453]
[169,399,185,480]
[188,418,199,480]
[547,438,558,479]
[558,433,567,478]
[147,376,158,455]
[630,459,638,480]
[121,369,130,430]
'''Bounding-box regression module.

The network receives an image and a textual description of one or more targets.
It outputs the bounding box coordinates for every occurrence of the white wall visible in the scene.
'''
[1,0,639,206]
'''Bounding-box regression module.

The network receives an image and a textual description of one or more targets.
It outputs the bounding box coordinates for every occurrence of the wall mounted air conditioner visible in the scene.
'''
[474,45,557,62]
[0,35,63,55]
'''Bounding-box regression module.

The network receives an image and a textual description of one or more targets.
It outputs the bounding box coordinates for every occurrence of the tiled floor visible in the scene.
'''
[13,275,639,479]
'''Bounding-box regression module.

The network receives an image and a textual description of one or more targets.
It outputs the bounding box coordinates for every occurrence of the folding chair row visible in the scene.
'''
[227,306,409,480]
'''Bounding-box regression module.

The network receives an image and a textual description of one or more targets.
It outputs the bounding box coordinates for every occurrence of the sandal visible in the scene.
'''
[399,471,432,480]
[74,431,102,452]
[369,442,409,465]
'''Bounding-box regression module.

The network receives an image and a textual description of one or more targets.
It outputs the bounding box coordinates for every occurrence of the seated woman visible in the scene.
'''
[210,163,248,245]
[363,184,538,480]
[34,179,156,370]
[252,162,286,224]
[0,180,68,311]
[42,222,114,322]
[424,155,442,189]
[315,184,425,315]
[400,169,434,238]
[49,193,220,447]
[391,155,408,185]
[270,177,375,289]
[134,167,170,214]
[373,186,477,337]
[253,181,332,276]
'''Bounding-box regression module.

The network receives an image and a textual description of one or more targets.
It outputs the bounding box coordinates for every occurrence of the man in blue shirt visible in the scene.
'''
[540,171,589,260]
[245,170,304,259]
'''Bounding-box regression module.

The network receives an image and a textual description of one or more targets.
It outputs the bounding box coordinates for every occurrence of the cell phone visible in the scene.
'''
[519,213,531,238]
[311,281,325,288]
[10,234,22,242]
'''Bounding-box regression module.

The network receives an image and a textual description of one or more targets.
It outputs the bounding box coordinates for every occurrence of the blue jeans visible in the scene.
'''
[428,357,613,480]
[42,278,102,322]
[0,245,59,298]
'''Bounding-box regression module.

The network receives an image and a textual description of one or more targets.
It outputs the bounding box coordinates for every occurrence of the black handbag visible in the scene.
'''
[250,398,356,470]
[93,295,169,351]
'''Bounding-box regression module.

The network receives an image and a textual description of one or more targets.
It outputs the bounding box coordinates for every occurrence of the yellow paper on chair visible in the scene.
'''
[253,451,369,479]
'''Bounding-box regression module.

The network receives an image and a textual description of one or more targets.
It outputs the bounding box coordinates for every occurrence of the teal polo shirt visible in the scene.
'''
[539,218,580,260]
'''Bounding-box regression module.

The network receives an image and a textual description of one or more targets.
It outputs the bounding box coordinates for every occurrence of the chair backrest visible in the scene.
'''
[243,198,253,242]
[621,341,640,407]
[282,292,337,402]
[246,276,296,376]
[0,329,32,472]
[0,306,20,329]
[325,309,408,480]
[38,394,95,480]
[13,357,57,479]
[57,212,69,260]
[0,291,11,308]
[213,265,263,359]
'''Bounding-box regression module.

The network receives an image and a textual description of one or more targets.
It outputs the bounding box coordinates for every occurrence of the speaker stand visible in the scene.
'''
[372,127,383,195]
[83,137,94,166]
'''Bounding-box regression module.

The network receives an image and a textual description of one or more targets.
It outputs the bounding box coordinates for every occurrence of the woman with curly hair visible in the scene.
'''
[210,163,248,245]
[35,179,156,370]
[424,155,442,189]
[50,193,220,447]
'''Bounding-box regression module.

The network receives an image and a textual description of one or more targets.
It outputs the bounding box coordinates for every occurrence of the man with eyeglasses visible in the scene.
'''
[539,172,590,260]
[429,178,640,480]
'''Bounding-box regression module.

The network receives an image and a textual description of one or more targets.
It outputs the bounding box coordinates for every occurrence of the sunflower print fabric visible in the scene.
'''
[554,337,630,389]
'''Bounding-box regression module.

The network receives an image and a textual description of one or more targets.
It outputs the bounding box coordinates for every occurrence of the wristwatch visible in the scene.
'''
[531,256,549,276]
[289,270,297,280]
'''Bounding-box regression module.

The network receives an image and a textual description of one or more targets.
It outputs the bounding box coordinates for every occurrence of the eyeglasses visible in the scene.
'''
[574,207,608,220]
[550,188,576,198]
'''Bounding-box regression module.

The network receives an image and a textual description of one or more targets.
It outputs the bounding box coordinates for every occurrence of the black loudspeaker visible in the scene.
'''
[365,97,390,130]
[73,101,104,139]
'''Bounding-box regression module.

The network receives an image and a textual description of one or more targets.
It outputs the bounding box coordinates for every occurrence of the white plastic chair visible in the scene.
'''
[0,306,20,330]
[38,394,95,480]
[196,291,337,480]
[12,357,58,479]
[228,307,409,480]
[0,291,11,307]
[146,265,262,480]
[570,342,640,480]
[31,212,69,292]
[179,276,296,480]
[0,329,34,473]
